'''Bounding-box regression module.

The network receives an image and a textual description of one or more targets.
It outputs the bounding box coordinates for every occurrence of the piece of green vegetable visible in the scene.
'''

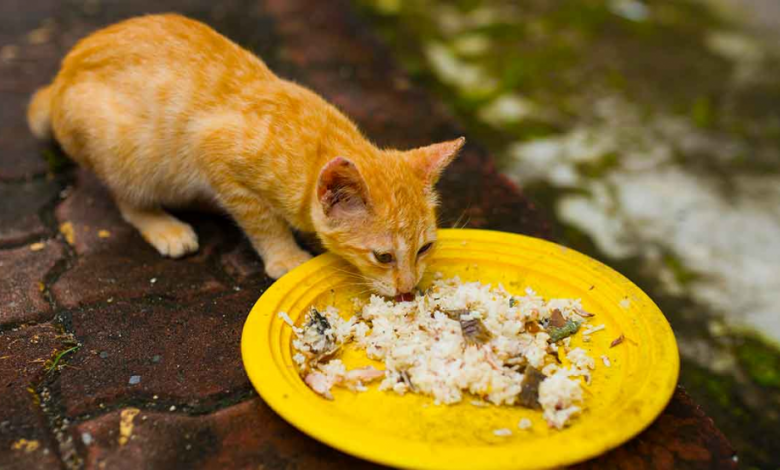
[547,319,581,342]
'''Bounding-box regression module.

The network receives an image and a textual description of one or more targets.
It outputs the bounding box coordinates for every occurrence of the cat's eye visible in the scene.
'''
[418,242,434,256]
[373,251,395,264]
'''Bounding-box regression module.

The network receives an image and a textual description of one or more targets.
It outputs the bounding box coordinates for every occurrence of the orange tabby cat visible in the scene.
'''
[27,14,464,296]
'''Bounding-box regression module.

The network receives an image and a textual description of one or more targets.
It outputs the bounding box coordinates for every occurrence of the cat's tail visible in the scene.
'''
[27,84,54,140]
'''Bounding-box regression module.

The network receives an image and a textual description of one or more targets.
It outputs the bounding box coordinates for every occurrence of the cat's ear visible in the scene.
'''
[407,137,465,186]
[317,156,369,218]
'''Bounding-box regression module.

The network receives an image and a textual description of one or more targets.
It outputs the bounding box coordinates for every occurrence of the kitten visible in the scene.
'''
[27,14,464,297]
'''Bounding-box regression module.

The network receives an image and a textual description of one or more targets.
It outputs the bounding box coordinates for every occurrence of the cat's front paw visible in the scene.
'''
[264,249,313,279]
[141,220,199,258]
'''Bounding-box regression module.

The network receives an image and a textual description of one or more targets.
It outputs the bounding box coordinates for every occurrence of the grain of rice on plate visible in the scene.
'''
[285,276,604,429]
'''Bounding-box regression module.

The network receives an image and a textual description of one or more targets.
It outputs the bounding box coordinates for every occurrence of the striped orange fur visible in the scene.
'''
[27,14,463,295]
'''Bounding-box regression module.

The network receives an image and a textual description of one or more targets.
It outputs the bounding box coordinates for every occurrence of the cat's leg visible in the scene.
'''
[224,196,311,278]
[116,200,199,258]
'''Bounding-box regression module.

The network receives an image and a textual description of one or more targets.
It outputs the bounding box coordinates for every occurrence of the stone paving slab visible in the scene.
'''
[0,178,61,246]
[72,399,377,470]
[51,172,228,309]
[0,323,64,470]
[0,4,61,181]
[573,388,737,469]
[0,241,65,326]
[219,239,267,283]
[57,289,265,418]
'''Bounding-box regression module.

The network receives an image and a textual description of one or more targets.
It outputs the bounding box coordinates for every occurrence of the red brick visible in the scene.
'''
[0,0,61,41]
[0,179,61,246]
[219,239,265,281]
[0,42,59,179]
[73,399,379,470]
[57,289,266,417]
[53,170,130,257]
[219,233,323,284]
[0,241,64,326]
[0,323,65,470]
[573,387,737,470]
[51,170,228,308]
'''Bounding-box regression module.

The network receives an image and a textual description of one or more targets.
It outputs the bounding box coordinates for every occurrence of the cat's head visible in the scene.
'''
[311,137,465,297]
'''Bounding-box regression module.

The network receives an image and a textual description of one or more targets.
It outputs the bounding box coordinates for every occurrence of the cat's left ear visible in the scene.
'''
[317,156,369,219]
[407,137,466,186]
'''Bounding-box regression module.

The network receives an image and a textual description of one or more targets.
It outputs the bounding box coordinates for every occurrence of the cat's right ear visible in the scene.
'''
[317,157,369,219]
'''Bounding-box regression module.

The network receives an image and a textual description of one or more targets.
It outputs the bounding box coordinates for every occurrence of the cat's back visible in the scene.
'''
[46,14,276,205]
[55,14,271,89]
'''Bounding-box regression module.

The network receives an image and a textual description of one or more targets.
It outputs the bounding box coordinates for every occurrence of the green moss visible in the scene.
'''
[681,359,779,467]
[736,336,780,389]
[663,252,699,286]
[547,2,612,36]
[508,121,560,142]
[577,152,619,179]
[691,95,714,128]
[42,148,72,174]
[685,362,734,409]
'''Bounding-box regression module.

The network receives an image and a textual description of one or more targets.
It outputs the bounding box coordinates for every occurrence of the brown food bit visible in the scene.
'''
[549,309,566,328]
[461,318,492,345]
[525,321,541,333]
[444,310,492,345]
[577,309,595,317]
[610,334,625,348]
[443,309,470,320]
[506,355,528,373]
[312,344,341,366]
[517,366,545,409]
[484,348,501,370]
[399,370,416,392]
[550,347,562,363]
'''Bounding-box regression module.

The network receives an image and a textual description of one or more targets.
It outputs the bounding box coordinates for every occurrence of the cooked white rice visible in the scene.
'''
[290,277,600,429]
[518,418,532,430]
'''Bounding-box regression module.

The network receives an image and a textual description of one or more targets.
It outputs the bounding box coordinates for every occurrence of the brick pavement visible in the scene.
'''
[0,0,735,468]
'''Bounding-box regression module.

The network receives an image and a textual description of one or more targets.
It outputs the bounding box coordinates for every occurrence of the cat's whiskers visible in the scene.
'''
[337,281,376,289]
[328,266,365,280]
[451,210,472,229]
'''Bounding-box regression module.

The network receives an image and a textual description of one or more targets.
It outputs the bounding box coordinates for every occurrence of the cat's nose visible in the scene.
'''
[396,277,416,296]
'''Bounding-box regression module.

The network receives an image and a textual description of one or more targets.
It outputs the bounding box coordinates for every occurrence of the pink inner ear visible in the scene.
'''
[317,156,367,216]
[317,157,352,200]
[412,137,466,184]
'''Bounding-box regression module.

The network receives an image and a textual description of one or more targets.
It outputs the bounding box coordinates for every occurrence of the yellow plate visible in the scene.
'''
[241,229,679,469]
